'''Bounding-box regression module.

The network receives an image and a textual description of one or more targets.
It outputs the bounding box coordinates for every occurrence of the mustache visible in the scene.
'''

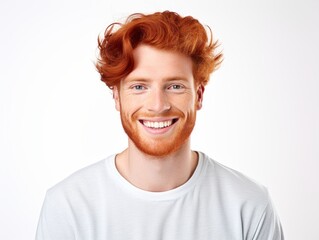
[132,108,185,119]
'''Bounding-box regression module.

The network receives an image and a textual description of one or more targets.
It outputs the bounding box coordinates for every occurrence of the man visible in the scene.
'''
[36,11,284,239]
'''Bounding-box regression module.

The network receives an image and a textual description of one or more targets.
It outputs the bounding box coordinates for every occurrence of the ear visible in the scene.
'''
[196,84,205,110]
[112,86,121,111]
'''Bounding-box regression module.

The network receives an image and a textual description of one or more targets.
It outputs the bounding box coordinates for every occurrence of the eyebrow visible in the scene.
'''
[165,77,189,82]
[124,76,189,83]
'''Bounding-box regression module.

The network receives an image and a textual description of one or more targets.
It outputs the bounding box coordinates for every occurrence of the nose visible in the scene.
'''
[146,88,171,113]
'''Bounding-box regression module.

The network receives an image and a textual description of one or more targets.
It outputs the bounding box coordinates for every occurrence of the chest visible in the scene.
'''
[72,189,244,240]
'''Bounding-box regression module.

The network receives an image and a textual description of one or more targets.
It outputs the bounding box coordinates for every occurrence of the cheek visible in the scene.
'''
[120,100,143,120]
[118,95,133,110]
[174,95,196,111]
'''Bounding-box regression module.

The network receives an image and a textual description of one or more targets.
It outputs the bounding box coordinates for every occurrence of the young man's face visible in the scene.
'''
[113,44,204,157]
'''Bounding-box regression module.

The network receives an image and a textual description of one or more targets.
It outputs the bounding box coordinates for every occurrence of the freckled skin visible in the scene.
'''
[113,45,203,157]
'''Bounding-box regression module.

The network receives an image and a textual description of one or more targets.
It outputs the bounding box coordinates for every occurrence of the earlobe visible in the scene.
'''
[112,86,121,111]
[196,84,205,110]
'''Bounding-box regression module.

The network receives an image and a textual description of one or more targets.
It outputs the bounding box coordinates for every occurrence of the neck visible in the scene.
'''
[115,139,198,192]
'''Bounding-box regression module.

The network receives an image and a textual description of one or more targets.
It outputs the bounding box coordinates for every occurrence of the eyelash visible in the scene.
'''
[132,85,145,90]
[130,84,185,92]
[169,84,184,90]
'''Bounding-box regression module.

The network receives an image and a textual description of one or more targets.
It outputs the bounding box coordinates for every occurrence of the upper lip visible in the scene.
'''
[139,117,178,122]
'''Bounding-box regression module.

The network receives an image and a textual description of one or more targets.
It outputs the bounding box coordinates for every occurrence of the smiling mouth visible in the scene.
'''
[140,119,178,129]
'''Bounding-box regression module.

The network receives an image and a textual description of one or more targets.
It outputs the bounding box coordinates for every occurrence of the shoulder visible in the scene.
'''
[46,155,115,200]
[200,153,284,238]
[200,152,270,208]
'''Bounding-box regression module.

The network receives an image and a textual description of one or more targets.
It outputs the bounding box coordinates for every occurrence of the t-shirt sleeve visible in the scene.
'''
[35,191,75,240]
[251,196,284,240]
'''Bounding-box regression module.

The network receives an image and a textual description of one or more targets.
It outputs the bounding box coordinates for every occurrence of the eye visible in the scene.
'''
[132,85,146,90]
[172,85,182,89]
[168,84,185,91]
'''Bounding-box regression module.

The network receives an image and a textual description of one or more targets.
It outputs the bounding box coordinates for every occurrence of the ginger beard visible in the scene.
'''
[119,105,197,157]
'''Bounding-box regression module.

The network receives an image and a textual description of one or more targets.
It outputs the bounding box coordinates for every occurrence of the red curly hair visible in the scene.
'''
[96,11,222,89]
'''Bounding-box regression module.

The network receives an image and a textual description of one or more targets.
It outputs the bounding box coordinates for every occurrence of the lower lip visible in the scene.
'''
[140,121,177,135]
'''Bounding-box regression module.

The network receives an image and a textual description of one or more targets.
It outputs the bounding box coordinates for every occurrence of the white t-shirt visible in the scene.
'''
[36,152,284,240]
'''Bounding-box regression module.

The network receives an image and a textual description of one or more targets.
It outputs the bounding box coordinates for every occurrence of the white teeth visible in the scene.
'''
[143,120,173,129]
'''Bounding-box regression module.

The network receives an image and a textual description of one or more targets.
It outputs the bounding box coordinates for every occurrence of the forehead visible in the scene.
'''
[124,45,194,82]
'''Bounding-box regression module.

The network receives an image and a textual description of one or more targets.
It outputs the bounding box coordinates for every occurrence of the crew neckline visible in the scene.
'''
[105,151,207,201]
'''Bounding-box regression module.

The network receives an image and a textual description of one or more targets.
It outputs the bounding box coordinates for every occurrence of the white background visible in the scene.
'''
[1,0,318,239]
